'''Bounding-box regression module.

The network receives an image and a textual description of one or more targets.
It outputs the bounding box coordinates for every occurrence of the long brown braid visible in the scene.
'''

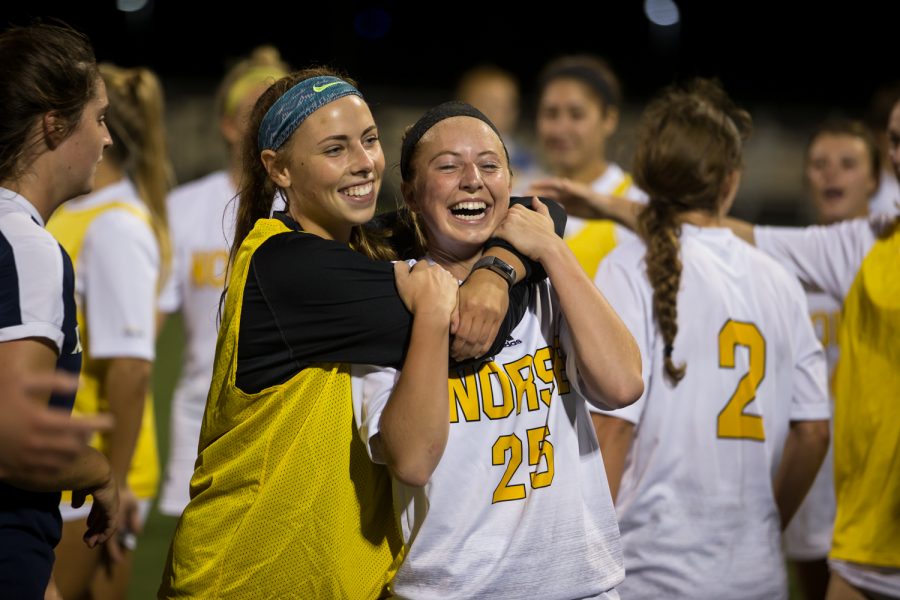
[633,79,752,384]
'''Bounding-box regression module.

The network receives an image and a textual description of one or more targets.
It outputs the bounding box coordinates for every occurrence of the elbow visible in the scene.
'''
[385,441,445,488]
[792,419,830,451]
[388,454,439,488]
[597,375,644,411]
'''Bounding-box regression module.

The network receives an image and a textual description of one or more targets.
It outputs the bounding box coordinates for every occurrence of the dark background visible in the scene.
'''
[4,1,897,113]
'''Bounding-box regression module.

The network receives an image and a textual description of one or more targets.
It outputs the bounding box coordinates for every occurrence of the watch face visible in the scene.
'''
[491,260,514,277]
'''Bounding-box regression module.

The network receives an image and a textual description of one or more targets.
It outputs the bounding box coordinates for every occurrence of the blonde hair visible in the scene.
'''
[100,63,173,285]
[216,46,289,120]
[633,78,751,384]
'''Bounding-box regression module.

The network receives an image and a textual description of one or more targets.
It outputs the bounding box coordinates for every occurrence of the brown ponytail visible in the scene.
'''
[633,78,751,384]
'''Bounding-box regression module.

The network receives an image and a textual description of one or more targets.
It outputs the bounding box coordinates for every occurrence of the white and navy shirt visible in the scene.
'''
[0,188,81,405]
[0,187,82,549]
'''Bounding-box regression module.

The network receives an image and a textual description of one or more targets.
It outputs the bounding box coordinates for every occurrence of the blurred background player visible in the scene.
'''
[783,119,880,600]
[527,54,647,280]
[456,64,537,176]
[156,46,289,517]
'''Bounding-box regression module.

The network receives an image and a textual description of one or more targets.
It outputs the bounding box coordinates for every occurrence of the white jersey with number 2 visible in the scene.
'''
[596,225,830,599]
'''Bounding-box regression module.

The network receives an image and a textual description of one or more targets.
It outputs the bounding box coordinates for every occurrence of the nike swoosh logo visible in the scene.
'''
[313,81,341,93]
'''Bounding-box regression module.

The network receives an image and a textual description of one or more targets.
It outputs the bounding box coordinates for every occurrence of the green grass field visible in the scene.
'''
[127,313,184,598]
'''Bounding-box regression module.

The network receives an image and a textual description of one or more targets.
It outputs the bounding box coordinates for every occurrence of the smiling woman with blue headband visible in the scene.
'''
[159,68,564,599]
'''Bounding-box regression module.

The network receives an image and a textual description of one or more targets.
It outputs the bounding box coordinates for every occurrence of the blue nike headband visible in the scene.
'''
[257,76,363,151]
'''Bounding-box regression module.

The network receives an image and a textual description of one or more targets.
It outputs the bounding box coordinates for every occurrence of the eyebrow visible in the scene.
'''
[428,149,501,162]
[317,124,377,145]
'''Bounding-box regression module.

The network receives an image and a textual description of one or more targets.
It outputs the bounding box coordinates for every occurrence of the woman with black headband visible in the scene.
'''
[159,69,563,598]
[350,101,643,599]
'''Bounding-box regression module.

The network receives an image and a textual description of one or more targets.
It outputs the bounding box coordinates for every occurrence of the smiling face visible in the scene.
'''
[806,132,877,224]
[537,78,617,179]
[269,94,383,242]
[404,116,511,262]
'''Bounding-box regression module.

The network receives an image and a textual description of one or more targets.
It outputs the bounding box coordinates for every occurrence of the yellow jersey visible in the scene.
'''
[830,222,900,567]
[160,217,400,599]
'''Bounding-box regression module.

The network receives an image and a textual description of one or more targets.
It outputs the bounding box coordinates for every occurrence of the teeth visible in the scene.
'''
[344,182,373,197]
[449,201,487,221]
[450,201,486,211]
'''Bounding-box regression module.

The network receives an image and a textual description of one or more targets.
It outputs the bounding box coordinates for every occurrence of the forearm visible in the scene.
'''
[103,357,151,484]
[602,194,642,232]
[541,241,643,408]
[7,445,110,493]
[592,414,635,502]
[774,419,829,529]
[379,312,452,486]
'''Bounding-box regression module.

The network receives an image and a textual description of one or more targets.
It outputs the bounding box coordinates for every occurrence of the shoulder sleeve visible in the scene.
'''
[0,215,66,352]
[591,248,652,424]
[482,196,566,282]
[350,363,399,464]
[782,273,831,421]
[252,233,413,367]
[81,209,159,360]
[755,219,875,300]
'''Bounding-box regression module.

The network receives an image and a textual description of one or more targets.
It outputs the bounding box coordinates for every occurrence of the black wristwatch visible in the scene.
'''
[471,255,517,290]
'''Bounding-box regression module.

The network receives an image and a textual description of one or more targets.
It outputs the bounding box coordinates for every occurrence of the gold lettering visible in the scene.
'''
[191,250,228,287]
[480,361,513,420]
[503,354,539,413]
[449,371,480,423]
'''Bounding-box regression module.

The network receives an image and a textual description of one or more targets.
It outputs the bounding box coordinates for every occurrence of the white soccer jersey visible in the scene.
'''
[157,171,236,515]
[596,225,830,599]
[754,217,881,302]
[564,162,648,242]
[65,179,158,361]
[353,278,623,600]
[783,290,840,560]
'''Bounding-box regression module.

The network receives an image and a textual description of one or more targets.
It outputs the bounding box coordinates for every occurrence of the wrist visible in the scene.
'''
[463,266,509,293]
[469,255,516,289]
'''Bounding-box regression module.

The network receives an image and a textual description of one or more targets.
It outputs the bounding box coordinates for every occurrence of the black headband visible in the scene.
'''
[400,101,508,181]
[540,65,620,109]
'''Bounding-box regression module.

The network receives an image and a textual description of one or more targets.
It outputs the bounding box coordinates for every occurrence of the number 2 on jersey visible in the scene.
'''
[717,320,766,441]
[491,426,554,503]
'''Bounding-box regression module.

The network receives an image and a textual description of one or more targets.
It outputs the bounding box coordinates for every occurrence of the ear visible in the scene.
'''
[261,149,291,188]
[43,112,67,150]
[601,105,620,137]
[220,115,241,146]
[400,180,419,213]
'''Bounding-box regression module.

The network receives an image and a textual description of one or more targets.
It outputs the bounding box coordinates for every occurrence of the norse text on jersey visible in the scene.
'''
[449,336,570,423]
